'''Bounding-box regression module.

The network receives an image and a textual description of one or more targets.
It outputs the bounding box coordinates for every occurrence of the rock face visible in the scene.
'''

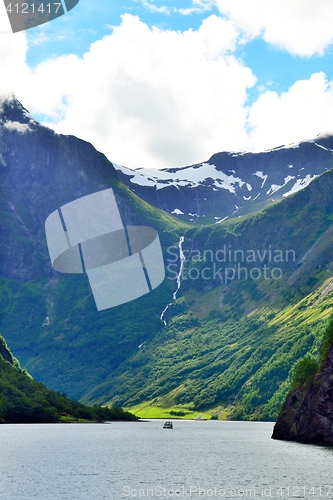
[272,343,333,444]
[0,96,178,402]
[0,335,14,365]
[0,97,124,282]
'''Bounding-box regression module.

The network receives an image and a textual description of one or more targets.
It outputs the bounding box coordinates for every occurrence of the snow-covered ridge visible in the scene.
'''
[115,161,319,200]
[114,162,252,193]
[113,134,333,224]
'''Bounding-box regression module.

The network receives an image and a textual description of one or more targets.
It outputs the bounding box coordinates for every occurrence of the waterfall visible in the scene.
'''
[160,303,170,326]
[173,236,185,300]
[160,236,185,325]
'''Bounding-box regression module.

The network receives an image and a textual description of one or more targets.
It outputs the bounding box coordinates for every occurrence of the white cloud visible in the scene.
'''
[140,0,170,15]
[215,0,333,56]
[3,10,333,170]
[30,32,50,45]
[248,73,333,151]
[15,14,254,169]
[0,0,12,32]
[0,32,28,98]
[176,0,215,15]
[4,120,32,133]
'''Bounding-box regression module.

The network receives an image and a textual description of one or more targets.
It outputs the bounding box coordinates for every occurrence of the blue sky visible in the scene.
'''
[25,1,333,101]
[2,0,333,169]
[26,1,222,63]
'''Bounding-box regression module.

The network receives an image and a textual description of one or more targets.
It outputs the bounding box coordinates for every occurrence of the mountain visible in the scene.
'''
[97,166,333,418]
[0,96,184,401]
[272,320,333,444]
[2,96,333,421]
[0,333,137,423]
[116,137,333,224]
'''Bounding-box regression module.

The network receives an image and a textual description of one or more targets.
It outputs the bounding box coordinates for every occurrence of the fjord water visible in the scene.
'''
[1,421,333,499]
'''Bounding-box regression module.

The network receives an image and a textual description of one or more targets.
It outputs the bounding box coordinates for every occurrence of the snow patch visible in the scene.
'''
[266,175,295,195]
[266,184,282,195]
[114,163,157,187]
[253,171,268,188]
[115,162,249,194]
[261,142,300,154]
[283,175,317,197]
[231,152,248,157]
[315,143,333,153]
[216,216,229,223]
[284,175,295,184]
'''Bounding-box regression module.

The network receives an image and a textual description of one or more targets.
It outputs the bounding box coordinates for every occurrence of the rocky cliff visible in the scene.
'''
[272,340,333,444]
[0,96,180,402]
[0,96,123,282]
[0,335,15,365]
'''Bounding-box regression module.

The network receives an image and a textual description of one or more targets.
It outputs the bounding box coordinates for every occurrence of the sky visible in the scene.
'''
[1,0,333,169]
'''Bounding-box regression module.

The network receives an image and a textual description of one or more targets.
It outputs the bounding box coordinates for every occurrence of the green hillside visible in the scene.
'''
[86,167,333,420]
[3,99,333,421]
[0,334,137,423]
[3,162,333,420]
[120,279,333,420]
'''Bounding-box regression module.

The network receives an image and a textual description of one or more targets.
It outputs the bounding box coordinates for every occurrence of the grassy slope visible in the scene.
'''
[96,169,333,419]
[0,334,138,423]
[3,154,333,419]
[0,179,190,401]
[121,276,333,420]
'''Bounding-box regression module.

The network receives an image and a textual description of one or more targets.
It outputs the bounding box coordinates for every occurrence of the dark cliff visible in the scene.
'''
[0,335,15,365]
[0,97,122,281]
[0,96,180,401]
[272,325,333,444]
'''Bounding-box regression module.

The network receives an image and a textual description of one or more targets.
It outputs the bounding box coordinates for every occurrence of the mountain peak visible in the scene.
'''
[0,96,39,134]
[116,136,333,224]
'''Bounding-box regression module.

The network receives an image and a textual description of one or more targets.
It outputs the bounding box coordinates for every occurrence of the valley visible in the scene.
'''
[1,96,333,421]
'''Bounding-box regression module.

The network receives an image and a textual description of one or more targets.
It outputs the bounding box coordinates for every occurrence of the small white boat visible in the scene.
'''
[163,421,173,429]
[194,414,207,421]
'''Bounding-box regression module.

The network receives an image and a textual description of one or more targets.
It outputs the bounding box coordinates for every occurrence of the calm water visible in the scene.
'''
[0,420,333,499]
